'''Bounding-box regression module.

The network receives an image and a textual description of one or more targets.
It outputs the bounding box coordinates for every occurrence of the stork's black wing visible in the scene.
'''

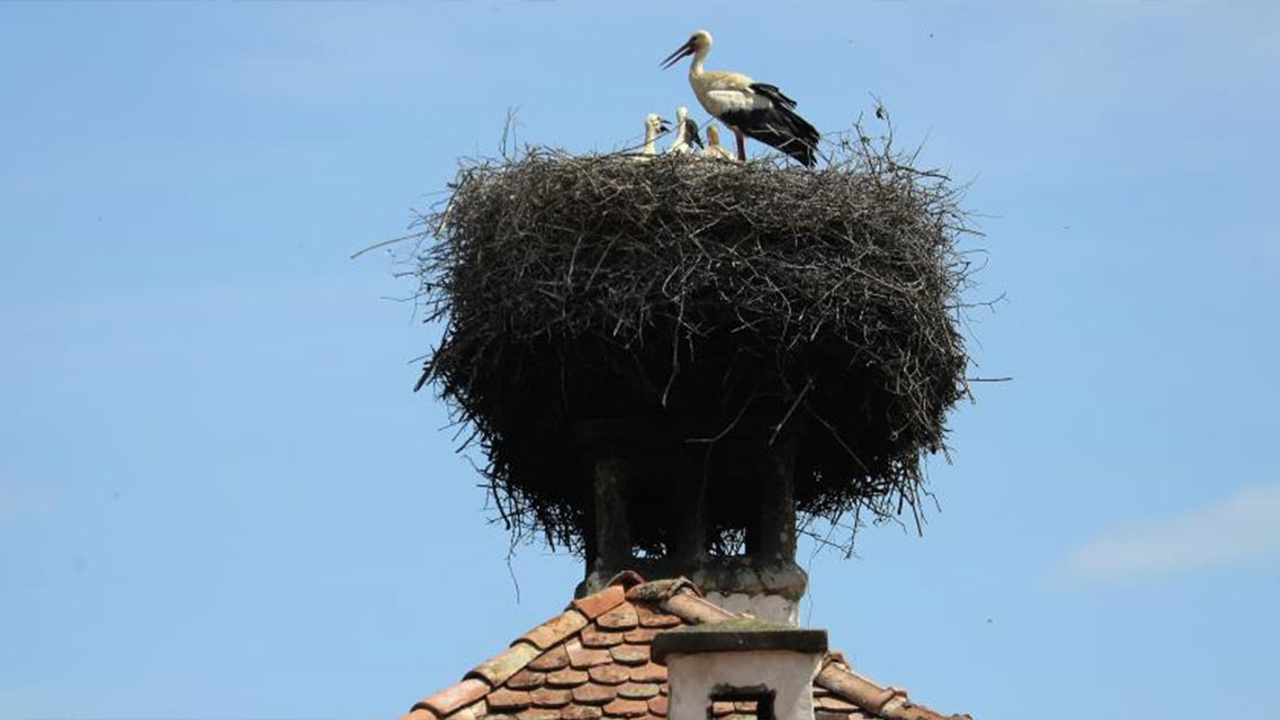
[683,117,704,149]
[719,84,820,167]
[749,82,798,109]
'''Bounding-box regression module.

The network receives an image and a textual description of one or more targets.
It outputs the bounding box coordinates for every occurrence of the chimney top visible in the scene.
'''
[654,617,829,720]
[652,617,828,662]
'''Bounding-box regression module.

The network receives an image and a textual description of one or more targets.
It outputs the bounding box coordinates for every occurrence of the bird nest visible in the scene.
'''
[412,131,979,555]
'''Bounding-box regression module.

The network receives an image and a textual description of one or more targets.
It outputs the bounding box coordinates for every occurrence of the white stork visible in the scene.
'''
[640,112,672,157]
[666,106,704,155]
[661,29,819,167]
[700,124,738,162]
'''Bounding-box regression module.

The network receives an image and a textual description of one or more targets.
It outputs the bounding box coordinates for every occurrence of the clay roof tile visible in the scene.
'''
[596,604,639,631]
[570,683,618,706]
[607,644,649,666]
[546,668,590,688]
[527,645,571,673]
[602,698,649,718]
[572,586,626,620]
[506,670,546,691]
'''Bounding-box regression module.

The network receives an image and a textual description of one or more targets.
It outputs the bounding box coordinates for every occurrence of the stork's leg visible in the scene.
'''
[734,129,747,162]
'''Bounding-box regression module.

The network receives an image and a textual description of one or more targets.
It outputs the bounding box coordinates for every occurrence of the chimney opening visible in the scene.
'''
[708,686,775,720]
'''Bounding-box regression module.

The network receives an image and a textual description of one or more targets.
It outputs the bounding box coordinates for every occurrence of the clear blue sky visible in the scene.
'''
[2,3,1278,720]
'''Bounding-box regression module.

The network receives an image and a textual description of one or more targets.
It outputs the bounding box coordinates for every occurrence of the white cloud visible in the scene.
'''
[1055,481,1280,584]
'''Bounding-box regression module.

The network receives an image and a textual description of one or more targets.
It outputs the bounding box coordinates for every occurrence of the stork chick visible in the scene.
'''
[661,29,819,167]
[666,106,704,155]
[700,123,738,162]
[640,113,672,157]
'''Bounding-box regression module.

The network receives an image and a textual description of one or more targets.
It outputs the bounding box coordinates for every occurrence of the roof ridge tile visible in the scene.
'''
[413,678,490,718]
[624,577,700,604]
[522,609,590,650]
[658,590,735,626]
[467,641,543,687]
[816,663,966,720]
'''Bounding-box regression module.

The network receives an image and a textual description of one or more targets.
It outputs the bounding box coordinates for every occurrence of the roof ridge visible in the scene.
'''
[816,656,970,720]
[408,583,631,720]
[400,574,972,720]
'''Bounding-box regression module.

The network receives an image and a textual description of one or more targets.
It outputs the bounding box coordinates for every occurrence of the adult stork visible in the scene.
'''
[661,29,820,167]
[701,124,739,162]
[666,106,704,155]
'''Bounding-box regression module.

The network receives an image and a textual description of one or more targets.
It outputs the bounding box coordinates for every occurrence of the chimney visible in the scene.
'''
[651,618,828,720]
[575,417,809,624]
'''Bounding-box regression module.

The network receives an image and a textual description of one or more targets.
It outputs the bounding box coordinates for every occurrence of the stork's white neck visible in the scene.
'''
[688,44,709,76]
[642,124,658,155]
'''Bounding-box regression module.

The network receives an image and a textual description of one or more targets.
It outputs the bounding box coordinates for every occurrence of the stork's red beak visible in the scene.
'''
[660,40,695,69]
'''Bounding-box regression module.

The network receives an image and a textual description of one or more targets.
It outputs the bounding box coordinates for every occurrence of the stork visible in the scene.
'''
[666,106,704,155]
[700,123,738,162]
[640,113,672,157]
[661,29,820,167]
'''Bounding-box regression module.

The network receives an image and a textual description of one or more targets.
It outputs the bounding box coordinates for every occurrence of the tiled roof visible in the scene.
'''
[400,573,970,720]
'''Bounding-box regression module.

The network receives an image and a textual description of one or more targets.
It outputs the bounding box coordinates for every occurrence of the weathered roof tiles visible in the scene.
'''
[403,574,970,720]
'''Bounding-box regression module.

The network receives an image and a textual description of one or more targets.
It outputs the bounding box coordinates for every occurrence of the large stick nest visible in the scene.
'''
[414,131,979,555]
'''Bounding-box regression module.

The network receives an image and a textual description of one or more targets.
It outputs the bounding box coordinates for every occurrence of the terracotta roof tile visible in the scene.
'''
[469,642,542,687]
[531,688,573,708]
[817,696,859,712]
[571,683,618,706]
[527,645,570,672]
[507,670,546,691]
[566,642,613,669]
[581,629,625,648]
[660,591,733,625]
[602,698,648,718]
[629,663,666,684]
[635,606,681,629]
[608,645,649,666]
[546,668,590,687]
[517,710,560,720]
[400,709,437,720]
[597,604,639,631]
[587,664,630,686]
[523,610,591,650]
[622,627,659,644]
[572,586,626,620]
[488,690,533,712]
[617,683,659,700]
[561,706,603,720]
[646,696,668,717]
[415,678,491,718]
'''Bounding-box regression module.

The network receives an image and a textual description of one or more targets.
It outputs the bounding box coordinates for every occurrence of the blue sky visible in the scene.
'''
[2,3,1278,719]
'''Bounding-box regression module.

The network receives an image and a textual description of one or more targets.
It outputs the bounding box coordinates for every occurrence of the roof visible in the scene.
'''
[400,573,970,720]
